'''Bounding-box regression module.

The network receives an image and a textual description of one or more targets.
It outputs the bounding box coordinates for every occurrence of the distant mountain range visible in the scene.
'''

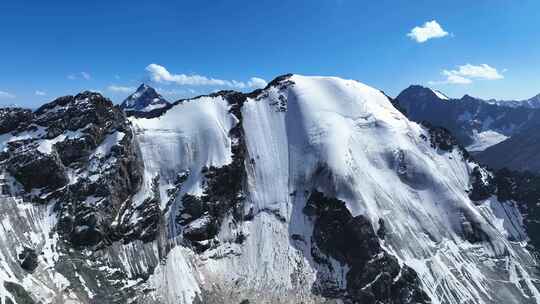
[395,85,540,173]
[396,86,540,151]
[485,93,540,108]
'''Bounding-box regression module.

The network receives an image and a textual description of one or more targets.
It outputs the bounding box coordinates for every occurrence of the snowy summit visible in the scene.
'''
[120,83,170,112]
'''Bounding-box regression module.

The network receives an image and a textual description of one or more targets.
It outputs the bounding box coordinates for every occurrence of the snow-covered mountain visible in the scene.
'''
[0,75,539,304]
[485,93,540,109]
[396,85,540,152]
[120,83,170,112]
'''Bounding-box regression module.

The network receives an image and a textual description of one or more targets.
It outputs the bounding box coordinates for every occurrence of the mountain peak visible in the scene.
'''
[136,83,151,91]
[525,93,540,105]
[120,84,170,112]
[397,85,449,102]
[461,94,483,102]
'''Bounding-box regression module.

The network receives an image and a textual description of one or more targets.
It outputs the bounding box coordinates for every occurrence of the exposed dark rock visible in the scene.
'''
[70,224,104,247]
[468,166,495,202]
[177,194,205,225]
[0,92,146,247]
[304,191,430,304]
[18,247,38,272]
[6,149,67,192]
[54,135,97,166]
[130,182,162,243]
[377,218,386,239]
[259,73,294,92]
[34,92,125,134]
[183,214,218,242]
[247,74,294,112]
[235,231,246,244]
[493,169,540,249]
[124,104,174,119]
[0,107,33,134]
[422,122,460,153]
[112,175,162,244]
[3,281,36,304]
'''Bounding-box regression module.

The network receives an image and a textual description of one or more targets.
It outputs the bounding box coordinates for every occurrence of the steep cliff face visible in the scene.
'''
[0,76,539,304]
[0,92,164,303]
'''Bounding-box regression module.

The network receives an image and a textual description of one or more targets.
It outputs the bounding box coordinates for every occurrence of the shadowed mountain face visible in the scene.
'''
[120,83,170,112]
[0,75,540,304]
[396,85,540,152]
[476,123,540,173]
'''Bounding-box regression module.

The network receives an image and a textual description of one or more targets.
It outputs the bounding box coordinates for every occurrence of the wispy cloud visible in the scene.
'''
[429,63,504,85]
[146,64,267,89]
[158,88,197,97]
[0,91,16,99]
[407,20,448,43]
[68,72,92,80]
[35,90,47,96]
[81,72,91,80]
[107,85,135,93]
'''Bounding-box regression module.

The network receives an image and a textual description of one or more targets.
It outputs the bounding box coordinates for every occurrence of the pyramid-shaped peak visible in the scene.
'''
[120,84,170,112]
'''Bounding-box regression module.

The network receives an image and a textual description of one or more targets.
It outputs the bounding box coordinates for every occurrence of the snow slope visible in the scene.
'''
[126,75,540,303]
[130,96,236,209]
[431,88,449,100]
[0,75,538,303]
[466,130,509,152]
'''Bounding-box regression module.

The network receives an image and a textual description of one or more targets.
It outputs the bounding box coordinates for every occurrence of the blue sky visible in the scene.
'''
[1,0,539,107]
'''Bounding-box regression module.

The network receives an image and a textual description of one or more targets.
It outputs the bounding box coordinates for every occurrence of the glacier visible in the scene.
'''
[0,75,539,303]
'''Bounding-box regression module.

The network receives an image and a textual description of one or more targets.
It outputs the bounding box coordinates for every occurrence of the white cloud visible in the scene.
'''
[407,20,448,43]
[35,90,47,96]
[444,63,503,80]
[0,91,15,99]
[445,74,473,84]
[429,75,472,85]
[146,64,267,89]
[157,88,196,97]
[68,72,92,80]
[107,85,136,93]
[430,63,504,85]
[247,77,268,88]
